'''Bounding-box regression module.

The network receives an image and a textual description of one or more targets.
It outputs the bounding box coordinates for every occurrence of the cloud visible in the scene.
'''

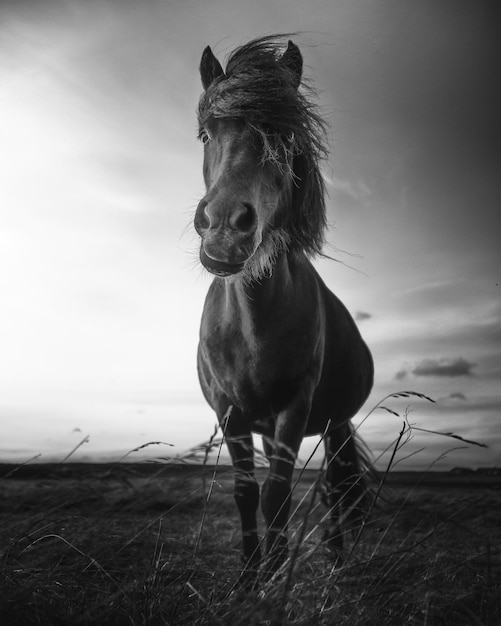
[396,357,476,380]
[435,392,468,404]
[413,358,476,378]
[355,311,372,322]
[448,392,467,401]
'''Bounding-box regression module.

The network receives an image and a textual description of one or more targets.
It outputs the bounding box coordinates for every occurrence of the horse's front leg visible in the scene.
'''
[220,405,261,582]
[261,395,311,576]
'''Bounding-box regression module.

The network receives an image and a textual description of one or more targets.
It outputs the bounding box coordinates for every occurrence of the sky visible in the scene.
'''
[1,0,500,470]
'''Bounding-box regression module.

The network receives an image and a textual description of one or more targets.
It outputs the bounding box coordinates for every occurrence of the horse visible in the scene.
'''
[193,35,374,581]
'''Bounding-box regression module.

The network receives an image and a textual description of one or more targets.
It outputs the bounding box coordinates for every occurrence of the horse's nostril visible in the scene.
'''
[232,202,256,233]
[195,199,210,232]
[196,199,256,234]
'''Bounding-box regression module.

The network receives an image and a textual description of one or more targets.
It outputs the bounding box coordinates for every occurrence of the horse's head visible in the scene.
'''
[194,37,326,280]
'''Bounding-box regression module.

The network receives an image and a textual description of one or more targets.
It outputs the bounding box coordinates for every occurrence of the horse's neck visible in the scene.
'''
[223,252,299,324]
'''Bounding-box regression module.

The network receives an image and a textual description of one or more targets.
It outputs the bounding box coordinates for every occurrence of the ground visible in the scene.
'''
[0,462,500,625]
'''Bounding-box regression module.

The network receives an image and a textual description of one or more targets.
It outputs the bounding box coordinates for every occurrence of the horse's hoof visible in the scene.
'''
[260,551,289,582]
[236,570,260,590]
[236,556,261,590]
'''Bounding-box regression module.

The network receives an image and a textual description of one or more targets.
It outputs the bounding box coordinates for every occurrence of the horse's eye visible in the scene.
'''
[199,129,212,145]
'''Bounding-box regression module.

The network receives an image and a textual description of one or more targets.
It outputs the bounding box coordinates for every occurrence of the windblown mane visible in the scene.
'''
[198,35,328,259]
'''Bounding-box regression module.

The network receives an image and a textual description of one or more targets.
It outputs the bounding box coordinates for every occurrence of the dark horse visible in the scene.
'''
[194,36,374,579]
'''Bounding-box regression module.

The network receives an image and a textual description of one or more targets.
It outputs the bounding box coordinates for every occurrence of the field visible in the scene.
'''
[0,462,499,625]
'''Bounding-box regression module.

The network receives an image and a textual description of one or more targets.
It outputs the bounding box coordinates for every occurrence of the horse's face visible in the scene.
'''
[194,117,292,277]
[194,41,305,278]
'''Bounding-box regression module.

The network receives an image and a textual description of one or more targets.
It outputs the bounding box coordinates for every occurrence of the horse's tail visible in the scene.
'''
[322,421,376,545]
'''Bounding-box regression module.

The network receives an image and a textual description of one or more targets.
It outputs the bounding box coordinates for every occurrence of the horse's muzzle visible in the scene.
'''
[199,249,246,276]
[195,198,260,276]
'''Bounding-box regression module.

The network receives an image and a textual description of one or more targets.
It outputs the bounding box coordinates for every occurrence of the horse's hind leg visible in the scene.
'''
[323,424,362,555]
[221,406,261,583]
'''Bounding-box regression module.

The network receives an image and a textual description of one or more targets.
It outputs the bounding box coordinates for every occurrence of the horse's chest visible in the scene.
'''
[201,322,295,411]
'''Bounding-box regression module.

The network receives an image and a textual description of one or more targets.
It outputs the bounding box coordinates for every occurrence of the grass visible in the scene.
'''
[1,405,500,625]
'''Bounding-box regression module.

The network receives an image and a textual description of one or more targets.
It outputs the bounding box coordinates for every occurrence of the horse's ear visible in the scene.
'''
[280,40,302,89]
[200,46,224,90]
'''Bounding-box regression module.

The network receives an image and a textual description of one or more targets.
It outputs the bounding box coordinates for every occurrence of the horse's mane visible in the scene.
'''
[198,35,328,259]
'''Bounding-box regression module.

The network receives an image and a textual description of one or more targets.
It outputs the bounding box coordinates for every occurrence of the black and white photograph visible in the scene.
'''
[1,1,500,623]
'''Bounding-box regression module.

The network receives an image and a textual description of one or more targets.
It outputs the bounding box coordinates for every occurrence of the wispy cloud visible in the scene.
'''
[322,174,372,202]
